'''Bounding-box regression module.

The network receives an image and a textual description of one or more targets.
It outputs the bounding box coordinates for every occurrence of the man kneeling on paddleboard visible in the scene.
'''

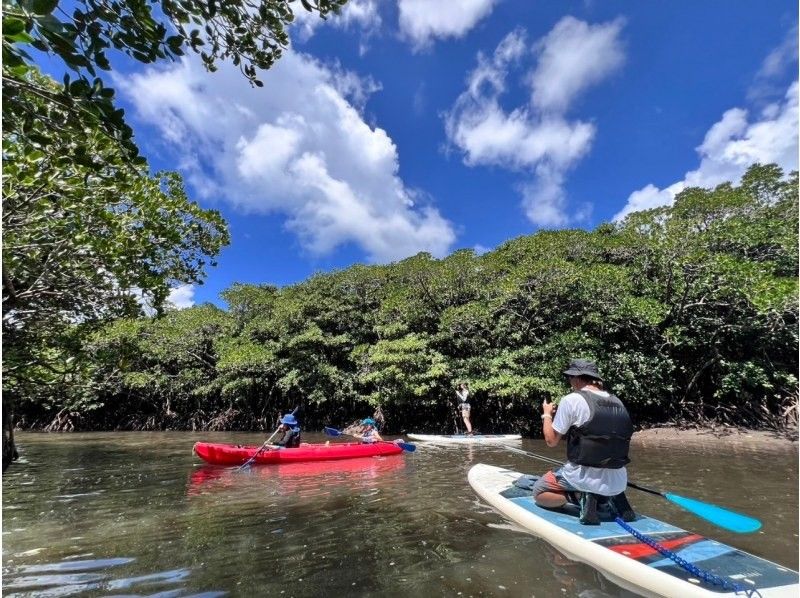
[533,359,636,525]
[274,413,302,448]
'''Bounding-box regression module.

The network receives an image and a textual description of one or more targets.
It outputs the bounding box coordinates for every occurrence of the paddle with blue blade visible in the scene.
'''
[323,426,416,452]
[501,445,761,533]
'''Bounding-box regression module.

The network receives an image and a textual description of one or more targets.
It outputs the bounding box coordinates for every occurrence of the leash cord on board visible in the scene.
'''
[614,517,762,598]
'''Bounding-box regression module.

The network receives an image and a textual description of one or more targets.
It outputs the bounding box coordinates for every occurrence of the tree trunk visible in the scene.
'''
[3,409,19,472]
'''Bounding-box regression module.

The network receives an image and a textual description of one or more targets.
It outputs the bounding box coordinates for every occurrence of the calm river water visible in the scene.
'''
[3,431,797,597]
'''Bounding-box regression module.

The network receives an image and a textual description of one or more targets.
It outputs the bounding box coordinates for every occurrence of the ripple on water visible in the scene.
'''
[3,432,797,597]
[2,557,224,598]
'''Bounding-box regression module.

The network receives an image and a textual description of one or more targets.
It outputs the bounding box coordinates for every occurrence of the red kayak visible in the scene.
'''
[193,441,404,466]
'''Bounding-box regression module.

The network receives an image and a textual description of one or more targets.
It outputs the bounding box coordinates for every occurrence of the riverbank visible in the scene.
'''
[633,424,798,452]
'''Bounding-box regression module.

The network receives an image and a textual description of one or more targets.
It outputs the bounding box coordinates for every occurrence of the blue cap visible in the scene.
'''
[281,413,298,426]
[362,418,375,426]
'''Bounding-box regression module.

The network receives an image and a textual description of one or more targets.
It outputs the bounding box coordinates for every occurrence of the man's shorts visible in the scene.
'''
[459,403,471,413]
[531,468,579,500]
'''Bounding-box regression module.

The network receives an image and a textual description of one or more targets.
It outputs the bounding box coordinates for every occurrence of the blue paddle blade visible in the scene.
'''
[665,493,762,533]
[323,427,343,436]
[397,441,416,452]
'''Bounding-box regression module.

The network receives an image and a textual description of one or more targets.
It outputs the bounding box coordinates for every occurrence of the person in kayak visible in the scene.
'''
[456,382,473,435]
[360,418,384,443]
[532,359,636,525]
[274,413,302,448]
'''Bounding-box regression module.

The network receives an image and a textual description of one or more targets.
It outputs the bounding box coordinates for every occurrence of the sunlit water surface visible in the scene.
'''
[3,431,797,597]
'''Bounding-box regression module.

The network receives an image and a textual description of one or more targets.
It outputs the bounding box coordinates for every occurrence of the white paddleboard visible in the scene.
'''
[469,463,798,598]
[407,433,522,444]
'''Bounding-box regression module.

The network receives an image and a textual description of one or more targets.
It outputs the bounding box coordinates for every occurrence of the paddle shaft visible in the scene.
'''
[328,428,387,444]
[500,444,762,533]
[503,445,667,497]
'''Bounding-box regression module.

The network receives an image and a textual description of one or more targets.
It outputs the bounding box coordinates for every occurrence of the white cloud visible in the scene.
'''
[444,18,625,227]
[520,166,569,227]
[398,0,501,50]
[755,24,798,80]
[117,52,455,262]
[292,0,382,44]
[449,105,595,170]
[612,183,680,222]
[167,284,196,309]
[338,0,382,30]
[747,25,798,106]
[130,284,195,313]
[613,80,799,221]
[530,16,626,112]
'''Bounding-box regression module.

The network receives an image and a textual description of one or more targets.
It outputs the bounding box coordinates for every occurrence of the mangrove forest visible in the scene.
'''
[5,164,798,451]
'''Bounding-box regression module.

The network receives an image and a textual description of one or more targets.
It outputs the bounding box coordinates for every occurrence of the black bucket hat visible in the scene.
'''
[563,358,603,382]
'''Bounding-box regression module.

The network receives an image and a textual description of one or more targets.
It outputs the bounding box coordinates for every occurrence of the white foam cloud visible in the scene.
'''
[444,18,625,227]
[398,0,501,50]
[117,52,455,262]
[614,80,799,221]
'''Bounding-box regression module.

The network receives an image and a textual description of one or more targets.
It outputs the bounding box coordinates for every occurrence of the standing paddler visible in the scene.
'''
[532,358,636,525]
[456,382,474,435]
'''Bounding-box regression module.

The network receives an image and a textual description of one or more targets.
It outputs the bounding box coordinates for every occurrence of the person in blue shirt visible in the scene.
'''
[274,413,302,448]
[360,418,383,443]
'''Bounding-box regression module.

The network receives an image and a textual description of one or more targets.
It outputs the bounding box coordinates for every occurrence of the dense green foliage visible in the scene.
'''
[3,0,347,160]
[2,69,230,436]
[13,165,798,436]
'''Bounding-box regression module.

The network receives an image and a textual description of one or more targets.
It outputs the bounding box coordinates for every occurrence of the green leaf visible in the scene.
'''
[68,78,91,95]
[3,17,26,36]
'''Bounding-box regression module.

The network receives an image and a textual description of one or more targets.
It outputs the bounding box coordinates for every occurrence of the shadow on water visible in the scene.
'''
[3,431,797,597]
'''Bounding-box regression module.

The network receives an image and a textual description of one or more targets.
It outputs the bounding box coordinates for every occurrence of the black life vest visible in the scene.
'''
[281,427,301,448]
[565,389,632,469]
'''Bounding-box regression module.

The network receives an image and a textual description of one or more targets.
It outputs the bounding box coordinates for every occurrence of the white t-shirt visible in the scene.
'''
[551,390,628,496]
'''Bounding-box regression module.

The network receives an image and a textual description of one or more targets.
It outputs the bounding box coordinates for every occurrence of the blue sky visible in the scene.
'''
[108,0,797,308]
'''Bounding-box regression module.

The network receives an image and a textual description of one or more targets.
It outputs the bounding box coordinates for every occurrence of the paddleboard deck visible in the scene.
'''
[407,433,521,443]
[469,464,798,598]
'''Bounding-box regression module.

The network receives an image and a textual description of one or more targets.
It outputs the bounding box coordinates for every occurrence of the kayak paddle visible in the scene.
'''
[238,406,298,469]
[323,426,416,452]
[238,438,277,470]
[501,445,762,533]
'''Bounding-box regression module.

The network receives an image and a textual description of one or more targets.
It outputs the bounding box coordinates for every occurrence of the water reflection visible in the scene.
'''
[541,543,639,597]
[187,456,407,497]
